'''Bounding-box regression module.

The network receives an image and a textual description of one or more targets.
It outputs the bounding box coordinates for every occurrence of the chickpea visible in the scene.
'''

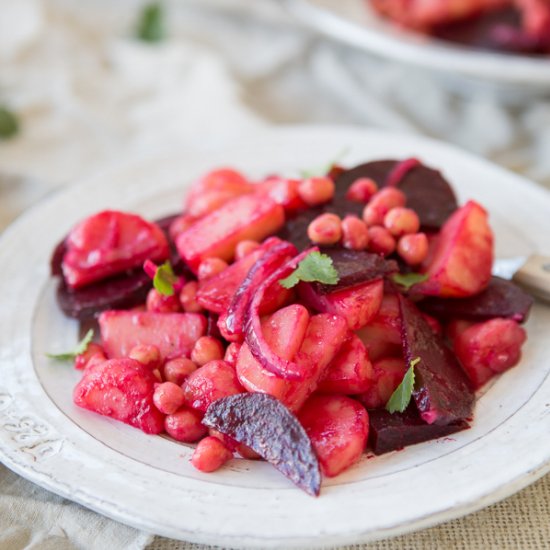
[345,177,378,203]
[235,240,260,261]
[384,207,420,237]
[307,213,342,245]
[298,176,335,206]
[191,336,224,366]
[341,215,369,251]
[368,226,396,256]
[153,382,186,415]
[397,232,429,265]
[362,188,407,226]
[197,258,228,281]
[163,357,198,385]
[179,281,202,313]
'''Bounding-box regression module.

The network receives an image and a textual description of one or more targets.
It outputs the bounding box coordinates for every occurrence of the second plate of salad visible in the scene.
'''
[284,0,550,94]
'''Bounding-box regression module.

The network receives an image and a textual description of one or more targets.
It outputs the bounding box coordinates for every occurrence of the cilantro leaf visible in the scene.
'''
[385,357,420,414]
[299,147,350,178]
[391,272,428,291]
[0,106,19,140]
[153,261,178,296]
[279,251,339,289]
[47,329,94,361]
[136,2,165,43]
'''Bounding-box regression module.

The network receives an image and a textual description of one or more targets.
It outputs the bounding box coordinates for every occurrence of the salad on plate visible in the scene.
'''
[370,0,550,55]
[48,157,533,496]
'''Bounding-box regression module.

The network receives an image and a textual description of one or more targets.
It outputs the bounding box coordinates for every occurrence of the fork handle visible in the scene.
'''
[513,255,550,303]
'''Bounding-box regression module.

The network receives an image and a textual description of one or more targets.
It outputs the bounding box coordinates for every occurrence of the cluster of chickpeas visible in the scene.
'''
[153,173,432,319]
[140,250,261,471]
[76,330,239,472]
[299,176,429,266]
[80,331,246,472]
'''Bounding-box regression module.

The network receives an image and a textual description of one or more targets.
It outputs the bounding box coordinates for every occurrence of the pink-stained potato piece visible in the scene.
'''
[416,200,494,298]
[299,395,369,478]
[176,194,285,272]
[99,310,206,361]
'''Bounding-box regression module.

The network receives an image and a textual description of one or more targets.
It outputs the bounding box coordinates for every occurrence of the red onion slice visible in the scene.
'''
[224,240,297,340]
[245,248,318,381]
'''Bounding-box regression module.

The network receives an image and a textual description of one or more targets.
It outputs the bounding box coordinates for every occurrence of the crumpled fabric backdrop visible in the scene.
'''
[0,0,549,548]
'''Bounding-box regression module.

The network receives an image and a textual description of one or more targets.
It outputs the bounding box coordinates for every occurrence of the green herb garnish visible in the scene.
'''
[0,106,19,140]
[391,272,428,291]
[385,357,420,414]
[136,2,165,43]
[279,251,339,289]
[153,261,178,296]
[47,329,94,361]
[299,147,350,178]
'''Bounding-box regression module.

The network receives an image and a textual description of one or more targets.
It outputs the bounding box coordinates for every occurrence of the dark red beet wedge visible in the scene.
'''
[418,277,534,324]
[277,170,367,250]
[335,160,458,230]
[155,213,192,279]
[154,213,180,235]
[398,294,475,425]
[276,207,323,251]
[203,393,321,496]
[368,407,469,455]
[53,212,188,321]
[314,249,398,294]
[56,270,151,320]
[50,238,67,276]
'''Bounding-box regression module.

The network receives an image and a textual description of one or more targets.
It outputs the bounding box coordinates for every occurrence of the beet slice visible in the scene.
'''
[418,277,534,323]
[50,238,67,276]
[336,160,394,192]
[368,407,469,455]
[313,249,398,294]
[154,213,180,235]
[203,393,321,496]
[276,207,322,251]
[398,294,474,425]
[154,213,192,279]
[276,170,366,251]
[52,212,187,320]
[56,270,151,320]
[334,160,458,230]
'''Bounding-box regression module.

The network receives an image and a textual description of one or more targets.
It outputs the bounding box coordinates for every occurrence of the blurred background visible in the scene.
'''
[1,0,550,230]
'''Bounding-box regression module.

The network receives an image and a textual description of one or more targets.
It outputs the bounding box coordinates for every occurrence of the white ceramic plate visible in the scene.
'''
[1,126,550,548]
[284,0,550,95]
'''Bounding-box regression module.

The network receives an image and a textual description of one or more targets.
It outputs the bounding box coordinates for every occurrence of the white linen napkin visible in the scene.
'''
[0,464,152,549]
